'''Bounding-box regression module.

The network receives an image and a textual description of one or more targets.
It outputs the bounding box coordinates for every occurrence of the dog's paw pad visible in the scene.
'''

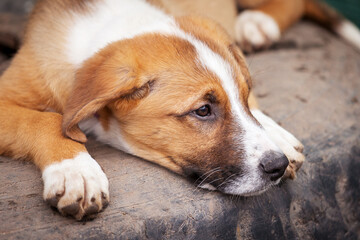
[235,10,280,52]
[61,203,81,216]
[284,164,296,180]
[42,152,109,220]
[46,194,62,208]
[283,152,305,179]
[101,192,110,209]
[85,204,100,216]
[294,144,304,153]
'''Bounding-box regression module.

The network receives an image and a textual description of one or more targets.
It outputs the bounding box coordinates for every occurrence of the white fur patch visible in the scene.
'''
[79,116,133,154]
[66,0,173,66]
[235,10,280,51]
[42,152,109,211]
[334,20,360,51]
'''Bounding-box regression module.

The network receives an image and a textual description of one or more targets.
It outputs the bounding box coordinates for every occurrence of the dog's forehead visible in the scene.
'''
[169,32,258,132]
[171,33,248,107]
[139,34,249,115]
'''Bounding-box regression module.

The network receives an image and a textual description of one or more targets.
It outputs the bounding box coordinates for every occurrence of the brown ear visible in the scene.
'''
[228,43,252,89]
[62,44,147,143]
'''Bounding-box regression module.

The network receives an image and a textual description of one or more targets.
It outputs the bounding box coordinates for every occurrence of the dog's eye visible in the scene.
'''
[194,105,211,117]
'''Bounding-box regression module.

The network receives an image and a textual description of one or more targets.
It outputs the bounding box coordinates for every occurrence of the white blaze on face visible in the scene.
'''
[187,37,283,195]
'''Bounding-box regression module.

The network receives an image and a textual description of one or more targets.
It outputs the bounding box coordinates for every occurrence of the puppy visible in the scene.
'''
[4,0,350,220]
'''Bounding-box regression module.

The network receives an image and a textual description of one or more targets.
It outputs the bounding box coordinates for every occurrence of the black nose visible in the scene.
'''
[259,151,289,181]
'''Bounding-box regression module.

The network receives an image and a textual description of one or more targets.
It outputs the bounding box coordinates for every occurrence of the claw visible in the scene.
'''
[42,152,110,220]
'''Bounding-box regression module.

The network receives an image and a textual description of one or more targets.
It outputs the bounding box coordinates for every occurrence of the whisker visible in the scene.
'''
[196,169,222,188]
[194,167,221,185]
[216,173,238,189]
[192,168,223,195]
[206,177,223,185]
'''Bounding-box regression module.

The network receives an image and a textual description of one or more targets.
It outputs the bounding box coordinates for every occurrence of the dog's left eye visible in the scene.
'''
[194,105,211,117]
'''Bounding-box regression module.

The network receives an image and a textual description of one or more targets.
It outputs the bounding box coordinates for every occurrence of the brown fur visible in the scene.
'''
[0,101,86,170]
[0,0,99,169]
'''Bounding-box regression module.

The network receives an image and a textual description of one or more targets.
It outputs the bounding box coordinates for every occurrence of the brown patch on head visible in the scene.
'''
[176,17,252,103]
[176,16,232,46]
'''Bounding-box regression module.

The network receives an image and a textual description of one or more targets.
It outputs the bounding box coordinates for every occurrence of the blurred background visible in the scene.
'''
[325,0,360,27]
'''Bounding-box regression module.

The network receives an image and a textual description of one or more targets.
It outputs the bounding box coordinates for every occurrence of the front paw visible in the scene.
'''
[42,152,109,220]
[283,153,304,180]
[261,118,305,179]
[235,10,280,53]
[251,110,305,179]
[267,125,305,180]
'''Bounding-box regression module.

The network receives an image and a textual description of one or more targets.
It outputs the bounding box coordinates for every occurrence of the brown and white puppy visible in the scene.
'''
[3,0,348,220]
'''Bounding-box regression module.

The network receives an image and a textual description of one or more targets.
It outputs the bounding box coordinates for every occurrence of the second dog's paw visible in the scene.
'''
[42,152,109,220]
[235,10,280,53]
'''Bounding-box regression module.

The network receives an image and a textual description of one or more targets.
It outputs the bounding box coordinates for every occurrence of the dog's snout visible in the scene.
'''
[259,151,289,181]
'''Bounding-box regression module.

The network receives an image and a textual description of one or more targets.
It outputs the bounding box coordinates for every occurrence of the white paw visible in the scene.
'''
[235,10,280,52]
[42,152,109,220]
[251,110,305,179]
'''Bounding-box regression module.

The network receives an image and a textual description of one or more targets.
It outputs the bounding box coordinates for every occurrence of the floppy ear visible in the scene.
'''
[228,43,252,89]
[62,44,148,143]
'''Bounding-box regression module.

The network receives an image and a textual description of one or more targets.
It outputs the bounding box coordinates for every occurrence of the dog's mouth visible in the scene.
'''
[222,177,282,197]
[185,166,283,196]
[198,178,281,196]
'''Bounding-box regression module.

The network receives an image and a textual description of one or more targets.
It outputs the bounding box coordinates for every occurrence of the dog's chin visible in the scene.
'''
[199,178,281,197]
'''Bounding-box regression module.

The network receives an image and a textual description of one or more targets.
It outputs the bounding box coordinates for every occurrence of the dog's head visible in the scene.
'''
[62,16,288,196]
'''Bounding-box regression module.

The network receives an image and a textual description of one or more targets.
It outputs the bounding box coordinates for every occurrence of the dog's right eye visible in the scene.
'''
[194,105,211,117]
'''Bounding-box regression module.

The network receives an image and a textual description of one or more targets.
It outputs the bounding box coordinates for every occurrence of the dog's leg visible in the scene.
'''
[248,94,305,179]
[0,101,109,220]
[235,0,305,52]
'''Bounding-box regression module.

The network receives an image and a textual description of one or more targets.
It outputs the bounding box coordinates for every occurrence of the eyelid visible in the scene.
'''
[189,101,211,112]
[171,95,217,119]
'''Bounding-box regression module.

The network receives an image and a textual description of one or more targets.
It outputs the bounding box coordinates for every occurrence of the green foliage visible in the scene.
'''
[324,0,360,27]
